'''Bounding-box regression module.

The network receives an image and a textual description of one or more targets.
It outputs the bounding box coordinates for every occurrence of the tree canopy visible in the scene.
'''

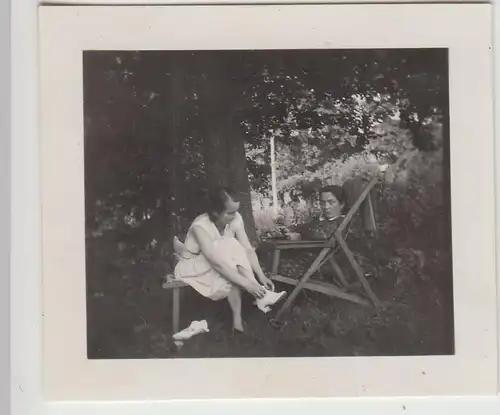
[83,48,448,253]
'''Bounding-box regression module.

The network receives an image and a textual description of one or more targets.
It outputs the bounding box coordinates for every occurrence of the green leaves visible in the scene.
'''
[84,49,448,251]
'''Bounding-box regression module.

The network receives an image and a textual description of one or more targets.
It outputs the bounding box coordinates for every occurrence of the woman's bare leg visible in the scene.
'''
[227,285,244,332]
[224,240,266,331]
[236,265,259,284]
[227,266,259,332]
[228,238,260,285]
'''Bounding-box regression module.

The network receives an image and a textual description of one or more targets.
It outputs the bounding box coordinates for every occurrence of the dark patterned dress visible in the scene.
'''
[294,215,345,241]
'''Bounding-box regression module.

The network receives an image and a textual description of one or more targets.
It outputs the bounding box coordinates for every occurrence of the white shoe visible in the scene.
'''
[255,289,287,313]
[172,320,209,341]
[256,304,272,314]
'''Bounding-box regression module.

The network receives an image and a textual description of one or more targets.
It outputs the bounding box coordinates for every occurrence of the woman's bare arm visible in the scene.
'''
[234,225,265,277]
[191,225,265,297]
[234,219,275,290]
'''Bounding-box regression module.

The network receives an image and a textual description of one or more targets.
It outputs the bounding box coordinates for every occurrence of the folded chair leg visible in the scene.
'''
[274,247,332,321]
[317,252,332,270]
[329,256,349,287]
[335,231,381,309]
[172,287,180,334]
[366,232,379,279]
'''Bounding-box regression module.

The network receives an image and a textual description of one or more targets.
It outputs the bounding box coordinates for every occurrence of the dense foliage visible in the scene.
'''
[84,50,454,358]
[84,49,449,249]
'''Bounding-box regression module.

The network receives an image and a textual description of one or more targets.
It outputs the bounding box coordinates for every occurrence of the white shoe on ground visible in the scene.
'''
[172,320,209,341]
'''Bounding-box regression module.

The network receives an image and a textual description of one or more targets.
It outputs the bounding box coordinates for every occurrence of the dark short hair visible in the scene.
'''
[207,186,240,220]
[319,185,346,205]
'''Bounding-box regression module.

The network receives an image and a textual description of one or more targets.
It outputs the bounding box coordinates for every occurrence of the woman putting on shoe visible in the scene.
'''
[173,186,287,333]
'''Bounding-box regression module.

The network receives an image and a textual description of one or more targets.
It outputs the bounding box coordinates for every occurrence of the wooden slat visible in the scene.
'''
[316,251,334,270]
[329,256,349,287]
[271,274,369,306]
[337,174,380,234]
[263,239,330,249]
[274,247,332,320]
[162,279,188,289]
[272,248,281,274]
[335,230,381,309]
[273,242,331,249]
[335,156,406,235]
[172,287,180,334]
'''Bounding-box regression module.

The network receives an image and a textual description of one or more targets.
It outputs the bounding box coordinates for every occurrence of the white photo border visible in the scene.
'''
[1,0,10,410]
[38,4,496,401]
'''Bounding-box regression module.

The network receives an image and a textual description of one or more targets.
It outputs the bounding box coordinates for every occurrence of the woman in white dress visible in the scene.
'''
[174,187,286,333]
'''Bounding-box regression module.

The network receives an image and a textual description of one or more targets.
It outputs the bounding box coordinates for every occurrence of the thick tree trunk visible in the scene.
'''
[199,63,258,245]
[202,123,230,188]
[201,115,258,245]
[163,58,185,266]
[227,120,258,245]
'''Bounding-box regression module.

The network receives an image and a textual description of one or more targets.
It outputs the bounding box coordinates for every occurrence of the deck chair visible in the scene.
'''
[267,159,404,322]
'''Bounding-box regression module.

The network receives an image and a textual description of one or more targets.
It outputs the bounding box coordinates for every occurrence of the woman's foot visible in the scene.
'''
[233,319,244,333]
[232,319,246,335]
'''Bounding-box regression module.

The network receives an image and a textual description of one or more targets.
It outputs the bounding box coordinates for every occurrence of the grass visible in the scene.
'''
[86,228,453,359]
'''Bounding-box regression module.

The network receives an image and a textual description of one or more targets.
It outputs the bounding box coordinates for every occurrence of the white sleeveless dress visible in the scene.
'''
[174,212,253,301]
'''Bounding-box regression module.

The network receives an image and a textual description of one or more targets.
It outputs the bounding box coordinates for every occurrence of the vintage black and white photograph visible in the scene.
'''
[82,48,454,360]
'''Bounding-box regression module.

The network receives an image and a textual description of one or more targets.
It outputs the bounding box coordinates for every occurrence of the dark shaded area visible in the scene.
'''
[83,49,453,358]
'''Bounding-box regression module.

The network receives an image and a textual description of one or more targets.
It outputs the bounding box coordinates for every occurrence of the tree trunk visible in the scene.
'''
[163,58,185,266]
[199,62,258,245]
[227,120,258,246]
[201,114,258,245]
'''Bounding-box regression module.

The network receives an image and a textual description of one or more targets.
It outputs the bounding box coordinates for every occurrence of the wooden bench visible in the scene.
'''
[162,276,187,334]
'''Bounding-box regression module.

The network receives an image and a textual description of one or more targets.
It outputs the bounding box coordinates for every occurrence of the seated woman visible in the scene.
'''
[290,185,347,241]
[174,186,287,333]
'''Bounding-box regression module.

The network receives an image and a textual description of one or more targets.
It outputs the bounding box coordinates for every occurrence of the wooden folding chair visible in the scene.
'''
[268,159,404,322]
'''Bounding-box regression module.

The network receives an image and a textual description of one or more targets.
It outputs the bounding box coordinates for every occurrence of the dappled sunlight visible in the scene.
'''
[84,49,452,359]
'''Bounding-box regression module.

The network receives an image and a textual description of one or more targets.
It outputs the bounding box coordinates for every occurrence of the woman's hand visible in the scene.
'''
[244,281,267,299]
[258,274,275,291]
